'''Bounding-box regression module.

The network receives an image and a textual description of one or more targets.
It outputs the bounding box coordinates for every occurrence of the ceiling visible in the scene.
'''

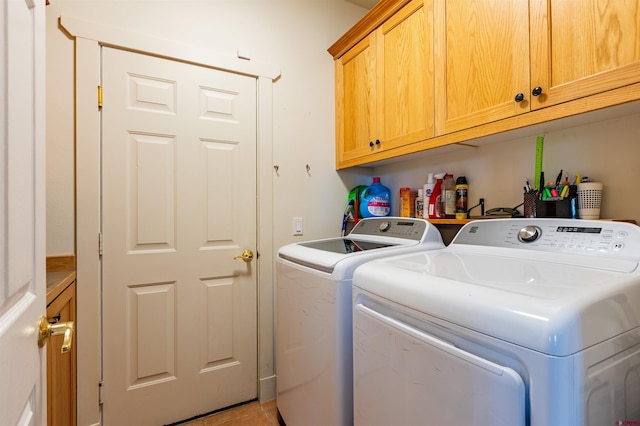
[345,0,378,9]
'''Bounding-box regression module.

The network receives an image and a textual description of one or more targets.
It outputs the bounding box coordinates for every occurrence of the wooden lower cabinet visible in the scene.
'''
[46,280,76,426]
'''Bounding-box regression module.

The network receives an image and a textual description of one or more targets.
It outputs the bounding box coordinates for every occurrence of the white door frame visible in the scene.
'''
[62,16,280,425]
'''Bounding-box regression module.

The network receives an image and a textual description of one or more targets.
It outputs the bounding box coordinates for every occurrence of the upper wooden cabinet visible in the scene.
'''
[434,1,531,134]
[333,0,434,168]
[529,0,640,109]
[436,0,640,135]
[335,32,378,163]
[330,0,640,169]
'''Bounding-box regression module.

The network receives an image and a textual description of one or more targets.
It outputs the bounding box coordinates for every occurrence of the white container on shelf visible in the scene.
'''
[577,182,603,219]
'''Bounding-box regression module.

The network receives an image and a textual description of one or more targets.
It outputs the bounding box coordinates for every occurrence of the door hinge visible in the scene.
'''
[98,232,103,257]
[98,381,103,405]
[98,85,103,108]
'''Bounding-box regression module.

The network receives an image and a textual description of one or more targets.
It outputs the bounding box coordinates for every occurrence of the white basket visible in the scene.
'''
[577,182,603,219]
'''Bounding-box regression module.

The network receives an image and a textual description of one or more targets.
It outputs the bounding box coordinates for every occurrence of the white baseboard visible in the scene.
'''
[259,374,277,402]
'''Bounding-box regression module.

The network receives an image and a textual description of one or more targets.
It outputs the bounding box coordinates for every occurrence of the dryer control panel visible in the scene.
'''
[350,217,429,241]
[453,218,640,261]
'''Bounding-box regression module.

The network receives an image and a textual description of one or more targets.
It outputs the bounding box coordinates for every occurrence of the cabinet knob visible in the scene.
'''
[514,93,525,102]
[375,139,381,145]
[369,141,374,147]
[532,86,543,96]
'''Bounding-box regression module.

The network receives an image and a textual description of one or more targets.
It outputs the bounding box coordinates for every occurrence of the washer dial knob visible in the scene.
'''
[518,226,541,242]
[379,221,391,232]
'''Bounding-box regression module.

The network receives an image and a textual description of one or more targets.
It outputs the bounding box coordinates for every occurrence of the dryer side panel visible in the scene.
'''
[276,259,352,426]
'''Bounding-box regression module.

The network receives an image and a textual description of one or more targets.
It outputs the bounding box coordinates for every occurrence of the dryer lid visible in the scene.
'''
[277,217,444,276]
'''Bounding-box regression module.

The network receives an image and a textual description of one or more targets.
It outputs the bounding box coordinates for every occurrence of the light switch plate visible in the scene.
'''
[293,217,303,236]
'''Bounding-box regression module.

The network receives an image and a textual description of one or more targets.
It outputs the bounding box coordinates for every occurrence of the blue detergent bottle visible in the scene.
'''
[359,177,391,218]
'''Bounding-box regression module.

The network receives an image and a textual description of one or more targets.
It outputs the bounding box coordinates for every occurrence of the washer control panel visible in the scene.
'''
[518,226,541,243]
[454,219,640,260]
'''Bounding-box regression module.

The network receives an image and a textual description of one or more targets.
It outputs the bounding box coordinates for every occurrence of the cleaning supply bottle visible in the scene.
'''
[428,173,445,219]
[415,189,424,219]
[359,177,391,218]
[455,176,469,219]
[400,187,411,217]
[443,173,456,218]
[423,173,435,211]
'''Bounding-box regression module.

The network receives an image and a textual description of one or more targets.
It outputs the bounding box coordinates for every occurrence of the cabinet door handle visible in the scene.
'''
[369,141,374,147]
[531,86,543,96]
[375,139,381,145]
[514,93,524,102]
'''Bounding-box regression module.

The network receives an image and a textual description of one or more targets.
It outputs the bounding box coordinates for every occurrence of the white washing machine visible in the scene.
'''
[276,217,444,426]
[352,218,640,426]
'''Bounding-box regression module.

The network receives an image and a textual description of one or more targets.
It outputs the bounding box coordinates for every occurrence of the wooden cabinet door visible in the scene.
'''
[530,0,640,110]
[336,33,379,166]
[434,0,530,135]
[377,0,434,150]
[335,0,433,167]
[47,281,76,426]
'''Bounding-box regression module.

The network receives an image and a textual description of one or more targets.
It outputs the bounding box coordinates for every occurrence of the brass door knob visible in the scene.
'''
[233,249,254,263]
[38,316,74,353]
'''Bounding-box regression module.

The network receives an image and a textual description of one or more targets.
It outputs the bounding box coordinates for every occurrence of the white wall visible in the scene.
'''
[372,107,640,225]
[45,0,371,256]
[45,3,640,256]
[45,0,371,418]
[45,0,640,417]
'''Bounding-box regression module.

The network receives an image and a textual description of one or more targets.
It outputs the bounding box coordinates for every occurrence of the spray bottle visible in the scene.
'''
[455,176,469,219]
[428,173,445,219]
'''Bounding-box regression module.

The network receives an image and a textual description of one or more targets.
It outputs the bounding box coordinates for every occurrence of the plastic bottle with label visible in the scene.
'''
[416,189,424,219]
[455,176,469,219]
[423,173,435,212]
[443,173,456,219]
[359,177,391,218]
[428,173,445,219]
[400,187,412,217]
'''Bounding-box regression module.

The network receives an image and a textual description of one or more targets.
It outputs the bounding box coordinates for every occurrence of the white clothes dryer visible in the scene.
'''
[353,219,640,426]
[276,217,444,426]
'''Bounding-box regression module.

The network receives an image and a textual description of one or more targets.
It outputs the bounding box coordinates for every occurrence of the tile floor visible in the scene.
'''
[175,400,281,426]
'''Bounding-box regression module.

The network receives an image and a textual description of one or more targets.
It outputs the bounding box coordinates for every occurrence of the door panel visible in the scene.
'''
[101,47,257,425]
[354,303,526,426]
[0,0,46,424]
[336,33,379,163]
[378,0,434,149]
[530,0,640,109]
[435,0,530,134]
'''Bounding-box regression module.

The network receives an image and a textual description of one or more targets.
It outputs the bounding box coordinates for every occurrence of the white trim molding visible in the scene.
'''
[66,16,278,424]
[60,15,281,80]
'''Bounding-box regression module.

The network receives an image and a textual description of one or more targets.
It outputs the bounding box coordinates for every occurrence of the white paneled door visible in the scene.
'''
[0,0,46,425]
[101,47,258,425]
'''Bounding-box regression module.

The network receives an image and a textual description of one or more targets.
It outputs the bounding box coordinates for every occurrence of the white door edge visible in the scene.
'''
[1,0,47,423]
